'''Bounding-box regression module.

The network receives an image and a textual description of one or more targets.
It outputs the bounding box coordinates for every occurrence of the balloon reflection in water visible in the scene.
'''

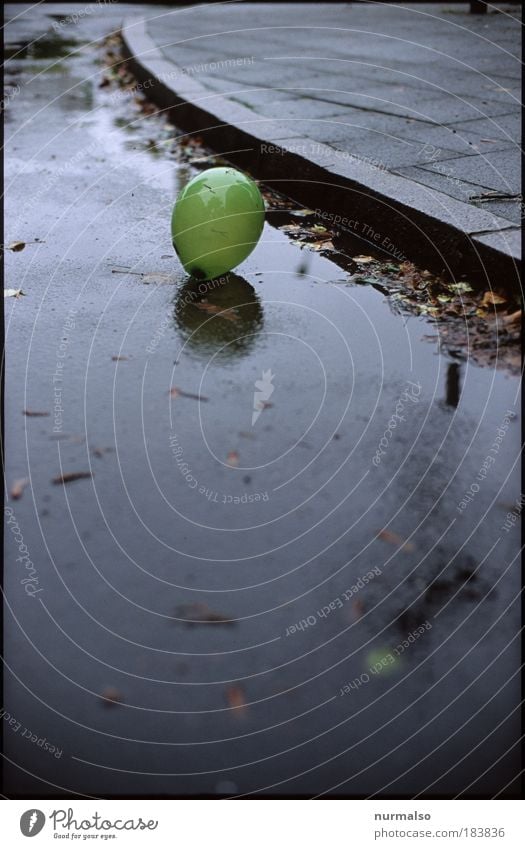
[174,273,264,360]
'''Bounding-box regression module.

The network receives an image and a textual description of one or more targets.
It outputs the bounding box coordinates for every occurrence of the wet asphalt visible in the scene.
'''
[3,3,521,797]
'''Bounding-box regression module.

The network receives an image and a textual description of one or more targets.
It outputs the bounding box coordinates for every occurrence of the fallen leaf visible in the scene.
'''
[91,446,113,458]
[448,282,473,294]
[194,300,239,322]
[378,529,415,552]
[52,471,92,485]
[225,684,246,712]
[353,255,375,263]
[481,291,507,307]
[100,687,122,707]
[354,275,377,285]
[3,240,43,251]
[290,208,315,217]
[10,478,29,500]
[499,310,521,326]
[175,603,236,626]
[351,598,365,620]
[226,451,239,467]
[310,239,334,252]
[111,355,128,361]
[4,289,26,298]
[278,223,302,233]
[169,387,208,402]
[23,409,49,417]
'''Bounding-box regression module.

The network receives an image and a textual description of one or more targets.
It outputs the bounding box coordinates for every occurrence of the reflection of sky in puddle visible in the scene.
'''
[87,95,179,196]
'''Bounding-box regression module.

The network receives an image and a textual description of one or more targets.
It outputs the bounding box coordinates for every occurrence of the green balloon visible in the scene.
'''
[171,167,265,281]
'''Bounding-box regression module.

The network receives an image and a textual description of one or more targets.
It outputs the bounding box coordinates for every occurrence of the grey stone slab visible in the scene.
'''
[252,96,356,120]
[472,228,521,263]
[392,164,523,225]
[469,199,522,226]
[393,164,491,206]
[430,95,519,125]
[420,148,521,195]
[304,88,519,125]
[296,126,422,169]
[450,113,521,143]
[321,151,515,235]
[303,87,469,122]
[285,107,514,159]
[363,119,516,159]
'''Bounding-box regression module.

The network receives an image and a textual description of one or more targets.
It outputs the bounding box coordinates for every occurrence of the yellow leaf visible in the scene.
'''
[481,291,507,307]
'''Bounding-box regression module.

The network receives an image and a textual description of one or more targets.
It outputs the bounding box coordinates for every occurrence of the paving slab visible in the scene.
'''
[420,147,521,194]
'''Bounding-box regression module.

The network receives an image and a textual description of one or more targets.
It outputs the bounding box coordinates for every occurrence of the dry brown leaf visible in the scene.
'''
[10,478,29,500]
[176,603,235,626]
[378,529,415,552]
[4,240,42,252]
[194,300,239,322]
[351,598,365,620]
[52,471,92,485]
[226,451,239,467]
[100,687,122,707]
[310,239,334,252]
[225,684,246,712]
[23,409,50,417]
[353,255,375,263]
[169,387,208,402]
[111,355,128,361]
[499,310,521,326]
[481,291,507,307]
[279,223,302,233]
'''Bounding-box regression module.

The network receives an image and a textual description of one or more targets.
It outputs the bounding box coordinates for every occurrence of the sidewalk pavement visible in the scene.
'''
[122,3,521,281]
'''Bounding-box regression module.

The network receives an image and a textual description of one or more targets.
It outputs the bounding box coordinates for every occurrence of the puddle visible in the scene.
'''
[3,10,521,800]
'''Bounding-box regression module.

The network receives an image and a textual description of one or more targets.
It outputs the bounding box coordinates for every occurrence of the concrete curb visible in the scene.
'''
[121,16,521,290]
